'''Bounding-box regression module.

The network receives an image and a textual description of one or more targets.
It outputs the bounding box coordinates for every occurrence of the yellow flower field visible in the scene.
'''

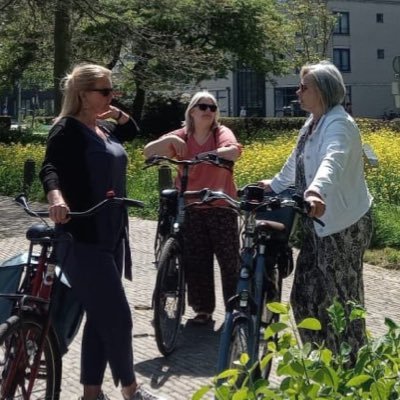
[1,125,400,249]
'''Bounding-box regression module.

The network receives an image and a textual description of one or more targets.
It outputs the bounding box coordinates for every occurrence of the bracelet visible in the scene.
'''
[116,110,123,121]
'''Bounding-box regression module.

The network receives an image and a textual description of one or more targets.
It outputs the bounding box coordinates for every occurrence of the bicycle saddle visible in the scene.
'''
[26,223,55,241]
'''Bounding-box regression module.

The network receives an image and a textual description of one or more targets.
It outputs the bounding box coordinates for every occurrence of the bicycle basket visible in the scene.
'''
[0,252,27,323]
[256,187,298,242]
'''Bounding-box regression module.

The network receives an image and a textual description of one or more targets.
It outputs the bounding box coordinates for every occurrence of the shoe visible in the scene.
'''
[192,313,212,325]
[123,385,165,400]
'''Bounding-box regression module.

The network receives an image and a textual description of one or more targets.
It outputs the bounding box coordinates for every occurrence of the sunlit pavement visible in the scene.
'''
[1,195,400,399]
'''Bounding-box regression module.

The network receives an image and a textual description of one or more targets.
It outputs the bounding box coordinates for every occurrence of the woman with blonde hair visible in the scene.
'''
[40,63,163,400]
[144,91,241,324]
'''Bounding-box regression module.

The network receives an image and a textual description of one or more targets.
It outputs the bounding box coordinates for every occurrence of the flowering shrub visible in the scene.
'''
[1,126,400,246]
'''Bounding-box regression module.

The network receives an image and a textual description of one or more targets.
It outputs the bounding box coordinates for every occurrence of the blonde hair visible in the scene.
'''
[184,91,220,135]
[56,63,112,122]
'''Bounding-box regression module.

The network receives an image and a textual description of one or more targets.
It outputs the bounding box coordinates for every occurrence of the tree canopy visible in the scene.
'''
[0,0,336,117]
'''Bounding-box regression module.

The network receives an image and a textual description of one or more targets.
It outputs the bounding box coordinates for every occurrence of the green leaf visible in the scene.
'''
[232,388,249,400]
[371,380,391,399]
[297,318,322,331]
[267,302,289,314]
[240,353,250,365]
[192,385,212,400]
[260,352,274,370]
[265,322,288,339]
[216,369,239,380]
[346,374,372,387]
[320,348,333,365]
[385,317,400,330]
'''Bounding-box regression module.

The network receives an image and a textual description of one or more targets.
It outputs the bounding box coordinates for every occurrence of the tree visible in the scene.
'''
[0,0,337,119]
[279,0,338,67]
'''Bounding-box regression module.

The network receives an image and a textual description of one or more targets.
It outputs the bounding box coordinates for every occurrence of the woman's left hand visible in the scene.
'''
[305,194,326,218]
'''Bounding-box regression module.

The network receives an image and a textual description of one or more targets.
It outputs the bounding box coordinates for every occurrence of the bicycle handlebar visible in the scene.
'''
[14,193,144,219]
[185,186,325,227]
[143,154,234,170]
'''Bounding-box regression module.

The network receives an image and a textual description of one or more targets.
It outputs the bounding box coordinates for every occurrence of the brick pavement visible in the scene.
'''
[1,195,400,399]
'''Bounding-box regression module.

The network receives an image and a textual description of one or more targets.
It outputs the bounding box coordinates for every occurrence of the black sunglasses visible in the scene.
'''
[89,88,114,97]
[195,103,217,112]
[298,83,308,92]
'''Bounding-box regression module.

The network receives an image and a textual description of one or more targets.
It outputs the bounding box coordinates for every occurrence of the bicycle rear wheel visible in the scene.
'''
[0,314,61,399]
[153,237,185,356]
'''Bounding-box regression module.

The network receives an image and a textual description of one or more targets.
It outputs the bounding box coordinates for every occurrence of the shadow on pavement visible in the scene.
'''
[134,318,222,388]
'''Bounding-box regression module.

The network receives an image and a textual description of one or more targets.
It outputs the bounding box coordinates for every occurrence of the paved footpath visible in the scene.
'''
[1,195,399,399]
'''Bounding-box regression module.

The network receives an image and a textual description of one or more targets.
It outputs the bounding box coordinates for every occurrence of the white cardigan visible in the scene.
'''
[270,105,373,237]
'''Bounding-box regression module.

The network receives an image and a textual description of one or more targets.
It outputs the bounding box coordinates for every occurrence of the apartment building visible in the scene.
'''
[201,0,400,118]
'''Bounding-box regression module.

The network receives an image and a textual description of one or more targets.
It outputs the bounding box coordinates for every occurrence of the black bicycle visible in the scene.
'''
[189,185,324,383]
[0,161,144,400]
[144,154,234,356]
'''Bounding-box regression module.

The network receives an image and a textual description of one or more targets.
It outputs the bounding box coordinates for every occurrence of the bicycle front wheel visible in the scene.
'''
[0,314,62,400]
[153,237,185,356]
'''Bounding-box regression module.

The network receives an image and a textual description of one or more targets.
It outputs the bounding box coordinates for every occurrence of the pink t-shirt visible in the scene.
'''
[166,125,241,200]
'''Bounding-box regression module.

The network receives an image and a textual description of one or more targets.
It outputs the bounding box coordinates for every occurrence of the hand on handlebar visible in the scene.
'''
[257,179,272,192]
[49,203,71,224]
[304,195,326,218]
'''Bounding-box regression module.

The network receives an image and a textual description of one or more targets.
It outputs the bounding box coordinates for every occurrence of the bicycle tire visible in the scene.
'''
[0,314,62,400]
[227,319,251,385]
[258,266,282,380]
[153,237,185,356]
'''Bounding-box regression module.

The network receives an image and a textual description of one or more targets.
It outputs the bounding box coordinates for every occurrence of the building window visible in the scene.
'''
[333,48,351,72]
[333,12,350,35]
[377,49,385,59]
[376,13,384,23]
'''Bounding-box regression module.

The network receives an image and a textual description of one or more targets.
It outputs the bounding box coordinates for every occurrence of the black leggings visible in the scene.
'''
[58,239,135,387]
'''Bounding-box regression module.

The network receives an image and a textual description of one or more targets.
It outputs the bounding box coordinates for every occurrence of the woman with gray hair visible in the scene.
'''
[144,91,241,325]
[260,61,373,362]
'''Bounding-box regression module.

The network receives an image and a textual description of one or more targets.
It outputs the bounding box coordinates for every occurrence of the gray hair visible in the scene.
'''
[56,63,112,122]
[184,91,220,135]
[300,60,346,113]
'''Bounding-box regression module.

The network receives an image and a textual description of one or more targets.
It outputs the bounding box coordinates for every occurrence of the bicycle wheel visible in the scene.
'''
[0,314,62,399]
[153,237,185,356]
[259,266,282,380]
[227,319,251,386]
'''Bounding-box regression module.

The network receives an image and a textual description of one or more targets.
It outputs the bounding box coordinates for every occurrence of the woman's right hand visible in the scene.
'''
[49,203,70,224]
[258,179,272,192]
[169,136,187,158]
[47,190,70,224]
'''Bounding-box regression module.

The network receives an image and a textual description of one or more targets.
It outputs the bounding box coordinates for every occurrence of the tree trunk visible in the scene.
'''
[132,85,145,122]
[53,0,72,115]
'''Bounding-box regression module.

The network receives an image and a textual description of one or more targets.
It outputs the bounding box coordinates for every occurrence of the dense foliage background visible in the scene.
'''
[1,118,400,258]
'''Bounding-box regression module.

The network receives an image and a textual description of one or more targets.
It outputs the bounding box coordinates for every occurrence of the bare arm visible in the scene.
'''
[143,135,187,158]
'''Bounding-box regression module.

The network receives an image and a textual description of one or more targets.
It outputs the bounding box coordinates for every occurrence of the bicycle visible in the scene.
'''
[143,154,234,356]
[191,184,324,382]
[0,162,144,400]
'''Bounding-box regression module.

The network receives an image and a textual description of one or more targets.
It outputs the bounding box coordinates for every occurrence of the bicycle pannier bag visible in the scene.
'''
[0,253,25,323]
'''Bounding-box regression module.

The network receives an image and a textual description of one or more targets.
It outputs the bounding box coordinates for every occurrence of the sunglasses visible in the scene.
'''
[89,88,114,97]
[195,103,217,112]
[298,83,308,92]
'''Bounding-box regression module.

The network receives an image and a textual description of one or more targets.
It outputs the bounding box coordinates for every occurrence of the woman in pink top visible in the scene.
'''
[144,91,241,325]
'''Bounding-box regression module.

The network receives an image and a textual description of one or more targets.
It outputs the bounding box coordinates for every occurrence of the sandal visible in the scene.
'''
[192,313,212,325]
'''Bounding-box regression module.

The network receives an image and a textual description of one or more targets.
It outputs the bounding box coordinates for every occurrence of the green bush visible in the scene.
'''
[194,300,400,399]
